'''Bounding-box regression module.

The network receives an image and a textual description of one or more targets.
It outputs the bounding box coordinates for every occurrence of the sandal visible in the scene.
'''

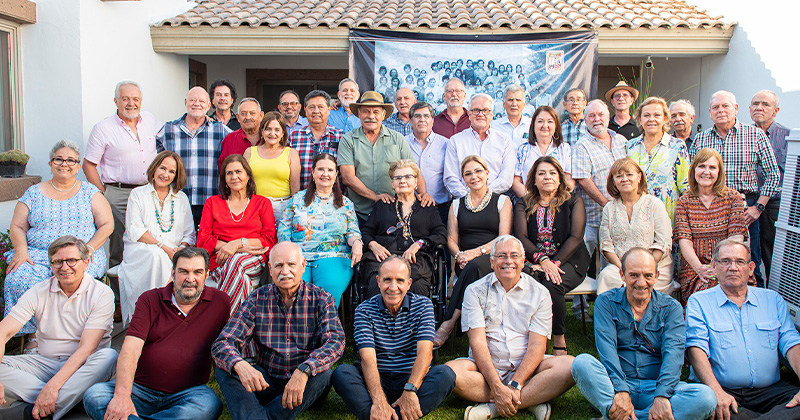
[552,346,568,356]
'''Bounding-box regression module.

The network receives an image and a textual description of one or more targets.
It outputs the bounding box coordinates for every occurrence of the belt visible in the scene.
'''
[104,183,145,189]
[269,196,292,202]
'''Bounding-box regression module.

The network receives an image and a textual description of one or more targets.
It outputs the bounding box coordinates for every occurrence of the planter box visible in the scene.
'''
[0,163,26,178]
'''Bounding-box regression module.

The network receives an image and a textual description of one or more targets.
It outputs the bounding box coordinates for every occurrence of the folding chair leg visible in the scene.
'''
[579,295,587,335]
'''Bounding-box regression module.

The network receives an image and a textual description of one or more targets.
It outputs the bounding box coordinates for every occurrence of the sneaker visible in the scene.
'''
[528,402,551,420]
[464,403,497,420]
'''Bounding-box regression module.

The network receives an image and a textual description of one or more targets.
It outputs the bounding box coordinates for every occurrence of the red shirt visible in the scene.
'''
[126,283,231,393]
[197,194,277,270]
[218,129,256,170]
[432,107,470,139]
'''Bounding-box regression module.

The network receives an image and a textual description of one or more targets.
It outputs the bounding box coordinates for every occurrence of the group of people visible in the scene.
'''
[0,71,794,420]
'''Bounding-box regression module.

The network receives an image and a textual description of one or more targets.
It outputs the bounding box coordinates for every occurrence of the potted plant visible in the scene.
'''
[0,149,29,178]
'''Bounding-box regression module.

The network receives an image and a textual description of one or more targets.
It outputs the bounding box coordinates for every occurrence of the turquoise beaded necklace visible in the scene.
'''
[153,194,175,233]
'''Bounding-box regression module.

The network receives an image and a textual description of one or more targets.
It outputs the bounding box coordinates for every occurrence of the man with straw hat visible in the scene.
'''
[606,81,641,140]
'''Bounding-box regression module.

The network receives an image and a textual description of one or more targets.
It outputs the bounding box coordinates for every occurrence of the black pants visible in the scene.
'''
[444,254,493,320]
[759,198,780,282]
[531,263,585,335]
[362,252,433,298]
[724,380,800,419]
[191,204,204,231]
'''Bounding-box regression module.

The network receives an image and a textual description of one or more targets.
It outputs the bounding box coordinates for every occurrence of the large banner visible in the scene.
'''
[350,30,598,119]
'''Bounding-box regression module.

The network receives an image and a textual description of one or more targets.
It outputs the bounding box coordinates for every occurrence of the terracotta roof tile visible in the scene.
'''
[157,0,732,30]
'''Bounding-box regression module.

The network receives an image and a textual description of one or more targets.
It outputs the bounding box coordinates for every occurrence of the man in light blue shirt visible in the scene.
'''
[572,248,715,420]
[327,78,362,133]
[492,84,531,149]
[687,239,800,420]
[405,102,450,221]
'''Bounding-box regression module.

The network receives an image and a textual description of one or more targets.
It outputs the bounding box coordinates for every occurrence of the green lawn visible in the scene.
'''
[209,305,602,420]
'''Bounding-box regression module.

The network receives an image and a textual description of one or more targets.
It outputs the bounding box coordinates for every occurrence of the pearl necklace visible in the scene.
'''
[50,179,78,192]
[465,188,492,213]
[227,198,250,223]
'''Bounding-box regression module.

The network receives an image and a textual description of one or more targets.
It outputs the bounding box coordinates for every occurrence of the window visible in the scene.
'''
[0,18,23,152]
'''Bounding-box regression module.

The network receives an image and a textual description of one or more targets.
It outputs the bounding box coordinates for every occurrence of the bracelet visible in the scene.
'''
[87,244,96,254]
[537,255,550,264]
[415,239,425,248]
[455,251,464,258]
[156,240,164,248]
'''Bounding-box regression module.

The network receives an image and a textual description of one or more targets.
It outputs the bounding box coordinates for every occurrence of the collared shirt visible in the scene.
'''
[609,117,641,140]
[287,116,309,136]
[493,115,532,149]
[432,107,470,138]
[84,111,162,184]
[210,111,240,131]
[690,119,781,199]
[156,114,233,205]
[686,286,800,389]
[759,122,790,200]
[212,281,345,379]
[594,288,685,398]
[218,129,257,170]
[444,127,515,198]
[515,141,572,181]
[125,184,195,248]
[561,117,586,145]
[9,273,114,359]
[327,107,361,133]
[288,124,343,188]
[571,130,627,227]
[461,272,552,373]
[354,293,435,374]
[384,113,413,136]
[405,131,450,204]
[337,125,414,218]
[626,133,690,222]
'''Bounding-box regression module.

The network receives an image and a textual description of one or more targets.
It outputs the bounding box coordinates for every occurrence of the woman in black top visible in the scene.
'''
[515,156,590,355]
[433,155,513,347]
[361,159,447,298]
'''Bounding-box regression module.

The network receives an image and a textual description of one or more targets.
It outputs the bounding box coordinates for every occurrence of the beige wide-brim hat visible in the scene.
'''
[349,91,395,115]
[605,81,640,102]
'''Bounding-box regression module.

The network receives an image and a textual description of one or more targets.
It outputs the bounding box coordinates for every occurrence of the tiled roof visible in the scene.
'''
[156,0,733,30]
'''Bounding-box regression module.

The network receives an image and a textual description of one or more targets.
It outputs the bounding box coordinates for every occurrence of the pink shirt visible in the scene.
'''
[8,273,114,358]
[84,111,162,184]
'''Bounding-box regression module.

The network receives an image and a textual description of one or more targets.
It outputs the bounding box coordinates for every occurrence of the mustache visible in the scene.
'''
[277,273,294,281]
[363,118,379,124]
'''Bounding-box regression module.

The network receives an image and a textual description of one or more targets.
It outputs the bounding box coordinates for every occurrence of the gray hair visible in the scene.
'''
[172,247,210,271]
[753,89,780,107]
[490,235,523,257]
[378,255,412,278]
[503,84,525,100]
[469,93,494,110]
[713,238,751,263]
[238,97,261,112]
[586,99,610,114]
[620,247,656,272]
[409,101,435,118]
[49,140,82,161]
[669,99,696,117]
[710,90,737,107]
[48,235,90,261]
[445,77,465,91]
[339,78,359,92]
[114,80,141,99]
[563,88,587,102]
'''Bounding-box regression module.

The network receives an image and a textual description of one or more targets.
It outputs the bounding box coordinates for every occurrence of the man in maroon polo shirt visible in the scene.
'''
[432,78,470,138]
[217,97,265,170]
[83,247,231,420]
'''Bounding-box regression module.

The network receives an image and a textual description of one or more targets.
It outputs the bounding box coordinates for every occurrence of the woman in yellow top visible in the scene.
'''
[244,111,301,225]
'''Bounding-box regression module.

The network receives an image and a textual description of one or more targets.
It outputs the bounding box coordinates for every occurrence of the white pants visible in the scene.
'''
[0,348,117,419]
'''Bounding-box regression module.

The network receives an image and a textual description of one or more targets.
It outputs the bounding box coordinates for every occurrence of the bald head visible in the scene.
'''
[394,87,416,118]
[185,87,211,119]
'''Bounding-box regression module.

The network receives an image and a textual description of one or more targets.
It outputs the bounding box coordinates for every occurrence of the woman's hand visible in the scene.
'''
[369,241,391,262]
[694,263,716,284]
[456,248,480,269]
[216,241,240,264]
[7,250,33,272]
[160,245,177,260]
[350,240,363,267]
[540,259,565,285]
[402,242,421,264]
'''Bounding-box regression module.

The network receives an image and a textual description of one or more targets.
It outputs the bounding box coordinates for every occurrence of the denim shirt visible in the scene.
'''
[594,288,685,398]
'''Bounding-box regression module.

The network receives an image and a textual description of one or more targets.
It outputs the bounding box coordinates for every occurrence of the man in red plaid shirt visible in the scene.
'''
[288,90,343,189]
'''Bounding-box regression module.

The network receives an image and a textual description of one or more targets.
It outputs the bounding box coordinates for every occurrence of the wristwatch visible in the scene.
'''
[507,380,522,391]
[297,363,312,377]
[241,237,249,247]
[403,382,419,393]
[480,246,487,255]
[755,202,766,212]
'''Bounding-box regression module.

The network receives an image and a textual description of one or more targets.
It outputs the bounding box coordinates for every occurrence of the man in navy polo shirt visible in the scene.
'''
[83,247,231,420]
[332,256,456,420]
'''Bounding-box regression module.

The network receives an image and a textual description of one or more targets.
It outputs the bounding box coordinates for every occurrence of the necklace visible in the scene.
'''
[227,198,250,223]
[315,191,333,201]
[153,193,175,233]
[50,179,77,193]
[465,188,492,213]
[395,199,415,240]
[638,138,663,174]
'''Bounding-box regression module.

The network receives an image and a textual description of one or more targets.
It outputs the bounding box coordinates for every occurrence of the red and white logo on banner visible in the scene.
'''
[546,50,564,75]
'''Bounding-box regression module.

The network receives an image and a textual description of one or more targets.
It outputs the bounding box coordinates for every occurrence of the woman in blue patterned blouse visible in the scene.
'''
[277,153,363,307]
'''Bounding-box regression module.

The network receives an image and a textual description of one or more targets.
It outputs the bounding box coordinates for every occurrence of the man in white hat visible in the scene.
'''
[605,81,640,140]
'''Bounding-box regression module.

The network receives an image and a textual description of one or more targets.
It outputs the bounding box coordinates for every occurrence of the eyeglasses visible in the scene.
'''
[386,221,404,234]
[492,253,523,260]
[50,258,82,268]
[633,322,656,354]
[463,168,485,177]
[279,101,300,107]
[470,109,492,116]
[51,158,80,167]
[391,174,415,181]
[715,258,750,267]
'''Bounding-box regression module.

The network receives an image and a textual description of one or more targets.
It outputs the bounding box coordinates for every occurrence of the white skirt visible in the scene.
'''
[118,242,173,325]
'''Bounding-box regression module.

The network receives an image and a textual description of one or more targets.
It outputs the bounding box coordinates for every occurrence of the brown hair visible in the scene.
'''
[633,97,670,133]
[688,148,727,196]
[523,156,570,218]
[303,153,344,208]
[460,155,488,175]
[606,157,648,199]
[527,106,564,148]
[147,150,186,193]
[219,154,257,199]
[258,111,288,147]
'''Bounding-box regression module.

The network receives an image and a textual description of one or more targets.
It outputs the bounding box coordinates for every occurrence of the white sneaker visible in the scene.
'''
[528,402,551,420]
[464,403,498,420]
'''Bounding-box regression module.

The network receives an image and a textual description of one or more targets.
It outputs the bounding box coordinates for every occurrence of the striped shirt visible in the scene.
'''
[212,281,345,379]
[384,113,413,136]
[156,114,232,205]
[690,120,781,199]
[354,293,435,374]
[288,124,342,189]
[560,117,586,145]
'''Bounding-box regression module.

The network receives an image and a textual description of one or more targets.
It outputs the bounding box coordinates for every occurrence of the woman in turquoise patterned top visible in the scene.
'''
[626,96,690,223]
[278,153,363,307]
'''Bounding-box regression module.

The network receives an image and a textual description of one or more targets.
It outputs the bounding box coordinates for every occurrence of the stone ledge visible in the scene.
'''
[0,174,40,202]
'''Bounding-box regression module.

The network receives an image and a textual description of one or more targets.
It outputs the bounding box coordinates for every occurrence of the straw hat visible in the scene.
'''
[348,91,394,115]
[605,81,639,102]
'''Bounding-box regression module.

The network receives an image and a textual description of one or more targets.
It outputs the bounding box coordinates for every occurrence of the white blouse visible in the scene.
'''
[599,194,672,262]
[124,184,195,247]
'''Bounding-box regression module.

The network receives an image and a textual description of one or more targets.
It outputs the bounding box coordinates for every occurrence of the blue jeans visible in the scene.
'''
[571,354,716,420]
[745,196,764,287]
[331,364,456,420]
[83,380,222,420]
[303,257,353,308]
[214,365,332,420]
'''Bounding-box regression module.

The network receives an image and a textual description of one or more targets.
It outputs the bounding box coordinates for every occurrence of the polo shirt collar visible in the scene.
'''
[377,293,411,315]
[50,272,93,296]
[490,272,529,292]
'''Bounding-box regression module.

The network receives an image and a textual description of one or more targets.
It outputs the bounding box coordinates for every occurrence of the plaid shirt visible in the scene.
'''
[383,113,413,136]
[561,117,586,145]
[572,130,627,227]
[156,114,232,205]
[690,119,781,199]
[212,281,345,379]
[288,124,343,188]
